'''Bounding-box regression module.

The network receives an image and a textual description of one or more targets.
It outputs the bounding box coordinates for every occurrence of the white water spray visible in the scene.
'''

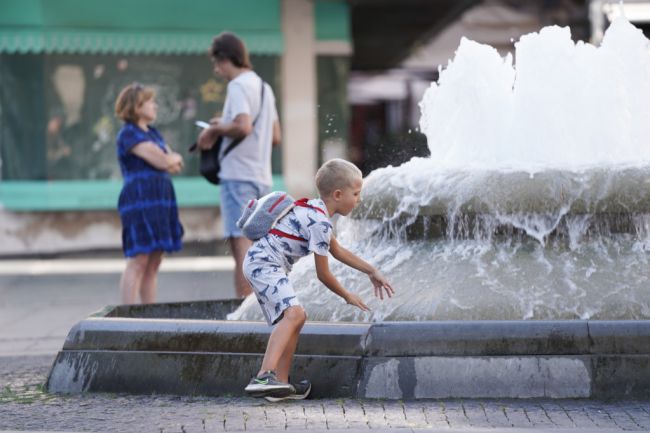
[231,18,650,322]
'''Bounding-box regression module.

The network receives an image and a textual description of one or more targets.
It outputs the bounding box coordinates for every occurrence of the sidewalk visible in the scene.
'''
[0,256,236,356]
[1,256,650,432]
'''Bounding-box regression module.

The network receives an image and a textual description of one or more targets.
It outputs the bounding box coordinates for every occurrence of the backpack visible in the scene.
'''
[237,191,326,241]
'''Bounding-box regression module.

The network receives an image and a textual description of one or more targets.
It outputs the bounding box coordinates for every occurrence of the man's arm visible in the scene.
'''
[197,113,252,150]
[314,254,369,311]
[272,120,281,146]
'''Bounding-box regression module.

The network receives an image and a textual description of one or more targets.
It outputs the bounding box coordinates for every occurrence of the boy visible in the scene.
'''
[243,158,394,401]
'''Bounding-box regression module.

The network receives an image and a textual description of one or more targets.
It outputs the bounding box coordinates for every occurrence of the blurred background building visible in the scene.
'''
[0,0,647,256]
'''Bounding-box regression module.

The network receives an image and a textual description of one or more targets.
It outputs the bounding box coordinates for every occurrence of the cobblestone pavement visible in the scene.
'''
[2,356,650,432]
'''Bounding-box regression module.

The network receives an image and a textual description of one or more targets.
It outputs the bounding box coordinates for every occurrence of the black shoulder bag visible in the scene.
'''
[191,80,266,185]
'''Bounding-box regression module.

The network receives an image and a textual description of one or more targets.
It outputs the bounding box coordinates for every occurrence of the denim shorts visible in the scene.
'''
[220,180,271,238]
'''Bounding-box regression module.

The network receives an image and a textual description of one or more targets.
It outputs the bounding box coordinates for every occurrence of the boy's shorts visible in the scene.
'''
[243,253,301,326]
[220,180,271,238]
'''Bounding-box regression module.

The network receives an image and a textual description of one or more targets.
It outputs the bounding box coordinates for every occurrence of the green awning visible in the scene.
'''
[0,0,283,55]
[315,0,351,42]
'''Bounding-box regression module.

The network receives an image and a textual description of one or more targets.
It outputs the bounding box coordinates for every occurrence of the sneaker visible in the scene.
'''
[265,379,312,402]
[244,371,293,398]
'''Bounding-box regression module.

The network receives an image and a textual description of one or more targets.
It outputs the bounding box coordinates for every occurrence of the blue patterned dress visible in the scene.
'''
[116,122,183,257]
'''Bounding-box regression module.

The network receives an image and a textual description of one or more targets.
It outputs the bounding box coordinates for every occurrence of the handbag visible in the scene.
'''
[190,79,266,185]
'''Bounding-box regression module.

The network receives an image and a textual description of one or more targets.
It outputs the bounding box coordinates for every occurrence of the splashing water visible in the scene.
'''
[230,18,650,322]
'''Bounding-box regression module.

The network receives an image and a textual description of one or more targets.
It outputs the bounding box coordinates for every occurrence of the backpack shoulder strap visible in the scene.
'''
[221,78,266,159]
[294,198,326,215]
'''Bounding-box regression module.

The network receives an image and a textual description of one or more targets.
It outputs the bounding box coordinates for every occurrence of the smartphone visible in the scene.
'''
[195,120,210,129]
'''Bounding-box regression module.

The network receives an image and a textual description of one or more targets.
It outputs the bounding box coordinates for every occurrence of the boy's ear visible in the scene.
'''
[332,189,342,200]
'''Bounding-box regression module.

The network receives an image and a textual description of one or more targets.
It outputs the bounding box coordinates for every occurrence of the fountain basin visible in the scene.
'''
[46,300,650,399]
[357,165,650,219]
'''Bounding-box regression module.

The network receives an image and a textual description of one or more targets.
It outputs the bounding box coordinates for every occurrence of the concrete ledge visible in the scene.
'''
[47,351,361,398]
[359,356,592,399]
[45,301,650,399]
[62,318,369,356]
[366,321,590,356]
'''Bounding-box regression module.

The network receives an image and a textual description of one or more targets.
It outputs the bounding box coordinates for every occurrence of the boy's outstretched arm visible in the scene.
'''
[314,254,370,311]
[329,236,395,300]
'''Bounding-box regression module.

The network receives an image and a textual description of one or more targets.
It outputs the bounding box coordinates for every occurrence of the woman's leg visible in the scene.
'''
[119,254,149,304]
[140,251,164,304]
[259,306,307,382]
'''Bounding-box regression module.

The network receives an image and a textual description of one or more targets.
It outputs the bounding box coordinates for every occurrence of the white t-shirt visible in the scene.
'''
[254,199,333,271]
[219,70,278,187]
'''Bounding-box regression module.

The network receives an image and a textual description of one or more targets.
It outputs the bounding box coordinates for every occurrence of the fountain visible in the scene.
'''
[232,17,650,323]
[48,17,650,399]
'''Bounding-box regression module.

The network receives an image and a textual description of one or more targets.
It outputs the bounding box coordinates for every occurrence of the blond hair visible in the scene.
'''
[315,158,362,196]
[114,82,156,123]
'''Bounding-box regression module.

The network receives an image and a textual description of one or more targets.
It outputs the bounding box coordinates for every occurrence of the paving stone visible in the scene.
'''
[360,400,386,429]
[502,403,533,428]
[538,401,576,427]
[521,401,559,427]
[402,402,431,428]
[382,401,408,427]
[583,403,621,429]
[480,400,517,427]
[421,401,452,428]
[440,400,470,427]
[302,402,328,430]
[619,403,650,430]
[2,357,649,432]
[342,399,370,429]
[320,401,348,429]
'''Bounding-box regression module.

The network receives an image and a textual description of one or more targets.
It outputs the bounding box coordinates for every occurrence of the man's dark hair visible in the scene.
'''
[210,32,252,68]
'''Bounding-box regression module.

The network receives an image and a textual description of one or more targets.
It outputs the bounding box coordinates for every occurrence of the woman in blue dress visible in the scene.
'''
[114,83,184,304]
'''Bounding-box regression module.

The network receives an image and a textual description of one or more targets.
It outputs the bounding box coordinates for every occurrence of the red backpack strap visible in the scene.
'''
[269,228,307,242]
[294,198,326,215]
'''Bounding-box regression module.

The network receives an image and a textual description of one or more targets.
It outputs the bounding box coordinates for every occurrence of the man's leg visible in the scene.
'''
[220,180,267,298]
[229,236,253,298]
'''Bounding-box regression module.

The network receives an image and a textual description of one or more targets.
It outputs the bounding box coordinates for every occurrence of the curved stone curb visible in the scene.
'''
[46,301,650,399]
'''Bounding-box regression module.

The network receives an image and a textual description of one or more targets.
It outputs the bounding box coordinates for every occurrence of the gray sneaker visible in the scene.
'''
[265,379,312,402]
[244,371,293,398]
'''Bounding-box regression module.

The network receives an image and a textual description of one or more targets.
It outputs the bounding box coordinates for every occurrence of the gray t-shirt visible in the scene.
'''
[218,70,278,187]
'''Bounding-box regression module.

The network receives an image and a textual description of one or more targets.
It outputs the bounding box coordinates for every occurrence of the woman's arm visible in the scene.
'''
[314,254,369,311]
[131,141,183,173]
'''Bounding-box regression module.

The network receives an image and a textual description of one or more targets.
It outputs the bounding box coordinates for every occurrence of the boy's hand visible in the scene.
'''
[344,292,370,312]
[369,270,394,300]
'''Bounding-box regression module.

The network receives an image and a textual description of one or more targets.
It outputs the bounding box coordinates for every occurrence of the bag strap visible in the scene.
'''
[268,199,327,242]
[269,228,307,242]
[221,79,266,159]
[293,198,326,215]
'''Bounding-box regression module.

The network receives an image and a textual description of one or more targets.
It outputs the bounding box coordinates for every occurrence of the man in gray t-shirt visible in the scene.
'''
[198,32,281,298]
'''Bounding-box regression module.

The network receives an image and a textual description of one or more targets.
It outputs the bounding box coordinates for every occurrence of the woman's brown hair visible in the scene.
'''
[114,82,156,123]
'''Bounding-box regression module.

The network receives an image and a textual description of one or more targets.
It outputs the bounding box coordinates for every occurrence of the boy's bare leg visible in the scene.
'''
[119,254,148,304]
[140,251,163,304]
[259,306,306,381]
[275,320,302,383]
[230,236,253,298]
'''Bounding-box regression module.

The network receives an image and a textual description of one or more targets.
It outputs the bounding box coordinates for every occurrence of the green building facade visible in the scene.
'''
[0,0,350,212]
